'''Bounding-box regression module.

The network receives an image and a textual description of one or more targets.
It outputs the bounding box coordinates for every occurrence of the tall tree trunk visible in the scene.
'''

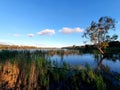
[98,47,104,55]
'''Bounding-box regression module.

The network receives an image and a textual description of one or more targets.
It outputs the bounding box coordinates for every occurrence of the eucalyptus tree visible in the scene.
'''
[83,16,118,54]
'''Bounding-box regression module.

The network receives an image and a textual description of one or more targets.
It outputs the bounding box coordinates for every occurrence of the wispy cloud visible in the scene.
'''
[118,20,120,25]
[35,43,63,48]
[13,34,21,37]
[37,29,55,36]
[59,27,84,34]
[0,39,16,45]
[28,34,34,37]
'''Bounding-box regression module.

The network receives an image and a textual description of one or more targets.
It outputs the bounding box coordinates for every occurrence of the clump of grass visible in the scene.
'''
[0,50,110,90]
[81,64,106,90]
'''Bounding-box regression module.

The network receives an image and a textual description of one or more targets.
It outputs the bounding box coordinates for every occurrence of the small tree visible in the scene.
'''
[83,16,118,54]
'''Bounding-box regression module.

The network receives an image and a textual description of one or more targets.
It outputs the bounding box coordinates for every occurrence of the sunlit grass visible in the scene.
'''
[0,50,119,90]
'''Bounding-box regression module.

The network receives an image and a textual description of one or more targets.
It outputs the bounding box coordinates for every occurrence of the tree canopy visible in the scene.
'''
[83,16,118,54]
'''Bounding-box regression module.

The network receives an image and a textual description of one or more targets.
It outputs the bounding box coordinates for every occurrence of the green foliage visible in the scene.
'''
[1,50,118,90]
[81,64,106,90]
[83,16,118,54]
[94,75,106,90]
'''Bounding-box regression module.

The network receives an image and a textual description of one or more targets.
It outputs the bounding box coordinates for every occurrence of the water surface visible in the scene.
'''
[50,50,120,74]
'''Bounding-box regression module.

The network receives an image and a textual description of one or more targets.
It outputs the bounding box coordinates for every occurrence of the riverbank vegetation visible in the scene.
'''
[0,50,120,90]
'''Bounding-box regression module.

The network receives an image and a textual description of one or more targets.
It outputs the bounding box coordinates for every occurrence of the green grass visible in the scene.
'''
[0,50,118,90]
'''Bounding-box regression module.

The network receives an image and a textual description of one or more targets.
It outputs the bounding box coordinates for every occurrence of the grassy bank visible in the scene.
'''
[0,50,119,90]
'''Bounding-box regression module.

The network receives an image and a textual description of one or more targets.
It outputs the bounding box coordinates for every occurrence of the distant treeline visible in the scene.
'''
[0,41,120,50]
[0,44,36,49]
[62,41,120,50]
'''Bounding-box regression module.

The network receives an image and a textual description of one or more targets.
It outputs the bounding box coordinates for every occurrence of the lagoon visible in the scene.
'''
[49,50,120,74]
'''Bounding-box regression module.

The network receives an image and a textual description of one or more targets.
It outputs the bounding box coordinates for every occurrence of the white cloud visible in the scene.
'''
[37,29,55,36]
[13,34,21,37]
[28,34,34,37]
[59,27,84,34]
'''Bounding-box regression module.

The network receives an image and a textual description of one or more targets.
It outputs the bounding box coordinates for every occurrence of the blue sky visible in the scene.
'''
[0,0,120,47]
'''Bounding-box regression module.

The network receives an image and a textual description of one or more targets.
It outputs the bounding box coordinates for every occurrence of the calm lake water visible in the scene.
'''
[50,50,120,74]
[0,49,120,74]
